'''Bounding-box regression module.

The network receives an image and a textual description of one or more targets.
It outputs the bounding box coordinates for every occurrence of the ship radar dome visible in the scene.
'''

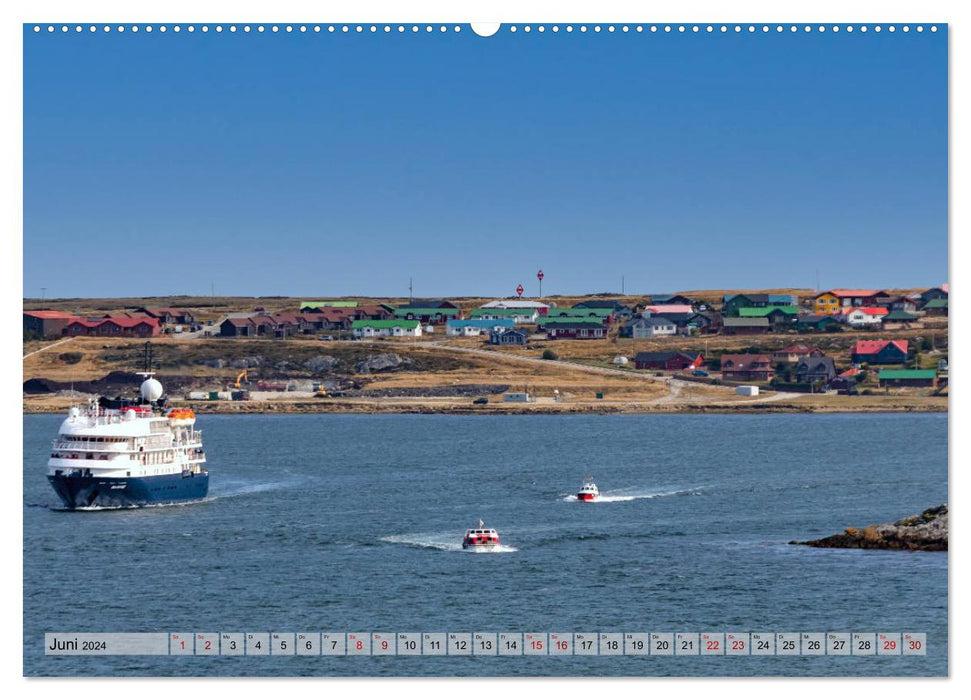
[140,378,164,402]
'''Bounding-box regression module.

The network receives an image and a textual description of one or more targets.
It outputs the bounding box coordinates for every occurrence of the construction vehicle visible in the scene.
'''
[234,369,249,389]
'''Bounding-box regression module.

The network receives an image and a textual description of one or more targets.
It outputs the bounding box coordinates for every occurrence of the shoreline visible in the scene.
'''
[23,400,947,416]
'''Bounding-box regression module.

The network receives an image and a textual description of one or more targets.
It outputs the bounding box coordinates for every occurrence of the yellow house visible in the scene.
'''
[813,292,841,315]
[813,289,884,315]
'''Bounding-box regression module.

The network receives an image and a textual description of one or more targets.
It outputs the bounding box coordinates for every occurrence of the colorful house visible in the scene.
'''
[722,317,770,335]
[135,307,197,325]
[24,310,79,338]
[392,307,460,324]
[850,340,909,365]
[621,316,678,338]
[719,354,775,381]
[545,307,615,323]
[489,328,529,346]
[793,357,837,384]
[63,317,160,338]
[922,298,948,316]
[842,307,889,327]
[572,299,632,320]
[300,301,359,310]
[813,289,887,315]
[480,300,550,316]
[351,319,422,338]
[544,320,607,340]
[446,319,515,336]
[919,285,948,305]
[771,343,824,365]
[643,304,694,317]
[881,310,923,330]
[633,352,704,371]
[878,369,937,388]
[470,308,538,324]
[796,314,844,332]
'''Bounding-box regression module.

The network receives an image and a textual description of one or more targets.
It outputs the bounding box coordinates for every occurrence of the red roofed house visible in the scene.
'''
[850,340,909,365]
[220,317,258,337]
[771,343,824,366]
[813,289,888,315]
[63,317,160,337]
[842,307,889,327]
[23,310,79,338]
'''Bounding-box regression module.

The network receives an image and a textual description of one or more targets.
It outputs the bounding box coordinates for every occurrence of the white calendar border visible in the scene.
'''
[9,0,962,698]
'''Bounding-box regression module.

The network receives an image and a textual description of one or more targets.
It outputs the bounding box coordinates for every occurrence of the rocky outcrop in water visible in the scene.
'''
[354,353,413,374]
[791,505,947,551]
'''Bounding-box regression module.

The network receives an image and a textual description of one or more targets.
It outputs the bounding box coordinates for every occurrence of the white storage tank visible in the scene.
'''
[612,356,629,365]
[736,385,759,397]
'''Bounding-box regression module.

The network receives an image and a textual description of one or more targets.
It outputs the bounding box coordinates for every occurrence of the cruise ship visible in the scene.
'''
[46,359,208,509]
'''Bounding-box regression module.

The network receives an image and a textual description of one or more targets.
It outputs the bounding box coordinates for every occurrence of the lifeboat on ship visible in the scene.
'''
[576,479,600,502]
[167,408,196,426]
[462,520,501,551]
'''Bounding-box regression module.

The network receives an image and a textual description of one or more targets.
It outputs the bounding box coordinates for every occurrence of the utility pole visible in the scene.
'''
[40,287,46,301]
[409,278,413,303]
[621,275,625,296]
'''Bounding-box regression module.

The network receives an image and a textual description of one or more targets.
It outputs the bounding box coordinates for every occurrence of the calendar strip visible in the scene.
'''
[45,632,927,656]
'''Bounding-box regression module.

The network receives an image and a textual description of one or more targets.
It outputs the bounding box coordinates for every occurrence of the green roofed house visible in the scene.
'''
[738,305,799,331]
[392,307,460,324]
[545,307,615,321]
[881,309,923,329]
[351,319,422,338]
[737,305,799,317]
[922,298,948,316]
[301,301,358,311]
[878,369,937,389]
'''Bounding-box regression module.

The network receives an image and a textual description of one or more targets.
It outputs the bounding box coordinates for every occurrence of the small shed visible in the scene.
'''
[735,385,760,396]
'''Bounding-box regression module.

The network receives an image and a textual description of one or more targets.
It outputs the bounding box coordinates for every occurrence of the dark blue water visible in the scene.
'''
[23,413,948,676]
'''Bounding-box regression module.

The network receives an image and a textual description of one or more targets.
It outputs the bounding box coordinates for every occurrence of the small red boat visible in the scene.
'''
[462,520,501,551]
[577,480,600,502]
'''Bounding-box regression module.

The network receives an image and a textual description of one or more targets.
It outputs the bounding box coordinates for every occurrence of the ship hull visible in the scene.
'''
[47,471,209,510]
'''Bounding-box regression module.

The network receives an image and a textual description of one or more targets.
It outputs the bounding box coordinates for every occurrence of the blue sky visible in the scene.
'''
[23,25,947,299]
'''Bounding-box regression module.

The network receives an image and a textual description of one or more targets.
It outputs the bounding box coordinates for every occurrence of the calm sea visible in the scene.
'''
[23,413,948,677]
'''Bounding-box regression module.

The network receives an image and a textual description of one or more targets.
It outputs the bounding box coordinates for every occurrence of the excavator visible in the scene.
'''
[234,369,249,389]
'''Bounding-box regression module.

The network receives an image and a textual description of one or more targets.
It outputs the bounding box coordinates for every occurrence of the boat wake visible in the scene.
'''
[563,486,705,503]
[48,498,210,512]
[208,479,293,501]
[380,533,518,553]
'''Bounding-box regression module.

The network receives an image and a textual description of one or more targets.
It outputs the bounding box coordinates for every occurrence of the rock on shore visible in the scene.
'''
[790,504,948,551]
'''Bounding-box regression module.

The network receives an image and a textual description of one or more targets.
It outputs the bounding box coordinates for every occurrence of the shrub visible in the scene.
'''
[58,352,83,365]
[541,349,558,361]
